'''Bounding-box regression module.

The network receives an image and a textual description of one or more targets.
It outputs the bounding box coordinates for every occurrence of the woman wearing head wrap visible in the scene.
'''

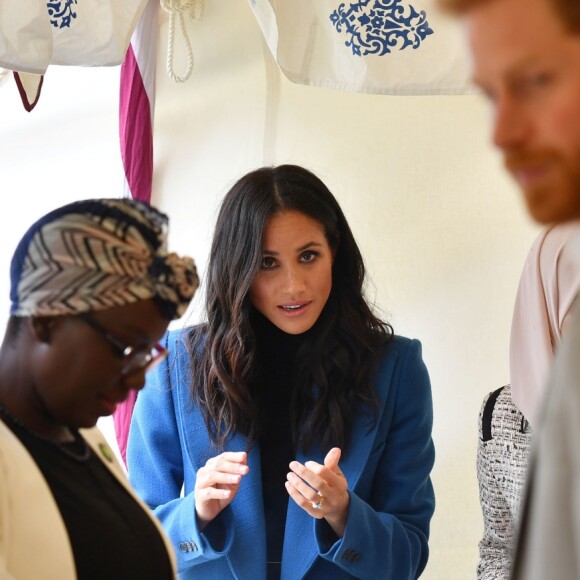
[0,198,198,580]
[476,221,580,579]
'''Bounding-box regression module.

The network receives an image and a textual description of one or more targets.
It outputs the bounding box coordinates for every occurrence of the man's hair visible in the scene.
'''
[440,0,580,33]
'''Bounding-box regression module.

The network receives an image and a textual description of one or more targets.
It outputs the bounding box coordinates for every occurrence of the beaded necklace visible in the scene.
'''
[0,403,91,462]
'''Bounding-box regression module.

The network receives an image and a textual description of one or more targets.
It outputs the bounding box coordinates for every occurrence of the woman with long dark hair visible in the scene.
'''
[128,165,435,579]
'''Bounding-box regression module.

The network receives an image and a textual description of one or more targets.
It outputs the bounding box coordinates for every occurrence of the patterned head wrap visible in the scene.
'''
[10,198,199,319]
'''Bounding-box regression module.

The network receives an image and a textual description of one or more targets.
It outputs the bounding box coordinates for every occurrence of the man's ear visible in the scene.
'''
[30,316,56,343]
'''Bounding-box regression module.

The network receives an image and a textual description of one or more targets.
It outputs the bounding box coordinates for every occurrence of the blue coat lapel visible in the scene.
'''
[188,339,398,580]
[219,431,268,579]
[280,349,398,578]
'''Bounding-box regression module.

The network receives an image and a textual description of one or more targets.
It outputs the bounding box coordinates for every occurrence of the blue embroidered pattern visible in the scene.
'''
[47,0,78,29]
[329,0,434,57]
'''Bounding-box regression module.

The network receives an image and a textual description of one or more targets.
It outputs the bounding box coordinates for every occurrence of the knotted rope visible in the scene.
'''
[161,0,205,83]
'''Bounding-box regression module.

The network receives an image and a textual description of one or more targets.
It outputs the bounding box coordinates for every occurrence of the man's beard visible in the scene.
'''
[504,147,580,223]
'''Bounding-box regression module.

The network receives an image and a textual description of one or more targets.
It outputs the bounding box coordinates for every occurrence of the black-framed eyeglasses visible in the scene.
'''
[78,314,168,376]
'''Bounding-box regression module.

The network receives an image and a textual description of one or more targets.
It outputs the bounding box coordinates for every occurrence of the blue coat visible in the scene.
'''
[128,329,435,579]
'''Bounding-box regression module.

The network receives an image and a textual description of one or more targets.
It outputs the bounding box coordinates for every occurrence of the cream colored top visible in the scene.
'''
[0,421,176,580]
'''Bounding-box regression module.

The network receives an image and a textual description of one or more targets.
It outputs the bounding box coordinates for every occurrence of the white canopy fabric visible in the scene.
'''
[1,1,474,98]
[0,0,147,75]
[250,0,475,95]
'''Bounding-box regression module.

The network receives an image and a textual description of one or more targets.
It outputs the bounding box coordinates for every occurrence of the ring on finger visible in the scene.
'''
[311,495,325,510]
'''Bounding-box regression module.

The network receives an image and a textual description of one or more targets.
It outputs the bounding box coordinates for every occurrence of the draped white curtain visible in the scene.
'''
[0,0,147,74]
[249,0,475,95]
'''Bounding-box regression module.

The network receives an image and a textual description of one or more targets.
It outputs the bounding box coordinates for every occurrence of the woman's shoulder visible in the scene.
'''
[375,334,429,391]
[370,335,431,421]
[163,324,206,353]
[0,418,23,455]
[479,384,518,419]
[381,334,423,361]
[479,384,531,442]
[0,419,44,477]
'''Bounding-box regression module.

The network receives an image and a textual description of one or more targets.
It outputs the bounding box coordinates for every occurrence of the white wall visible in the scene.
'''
[0,1,539,578]
[0,64,126,312]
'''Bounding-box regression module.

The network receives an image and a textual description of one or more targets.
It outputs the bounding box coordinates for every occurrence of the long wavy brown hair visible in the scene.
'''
[189,165,392,452]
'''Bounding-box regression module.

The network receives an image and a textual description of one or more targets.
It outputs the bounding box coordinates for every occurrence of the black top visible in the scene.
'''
[252,311,308,580]
[0,411,173,580]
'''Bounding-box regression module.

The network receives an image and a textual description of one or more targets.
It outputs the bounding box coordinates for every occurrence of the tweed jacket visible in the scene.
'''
[476,385,532,580]
[0,421,176,580]
[128,328,435,579]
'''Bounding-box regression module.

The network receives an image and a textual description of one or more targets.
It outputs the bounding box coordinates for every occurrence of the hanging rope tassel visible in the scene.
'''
[161,0,205,83]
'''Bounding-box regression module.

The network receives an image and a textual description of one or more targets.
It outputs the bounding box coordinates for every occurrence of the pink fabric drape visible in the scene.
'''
[115,0,159,465]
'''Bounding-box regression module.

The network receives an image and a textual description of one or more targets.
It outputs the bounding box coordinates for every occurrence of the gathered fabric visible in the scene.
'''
[10,198,198,320]
[510,221,580,426]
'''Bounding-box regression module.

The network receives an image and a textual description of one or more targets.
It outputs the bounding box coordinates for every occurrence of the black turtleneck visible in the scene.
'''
[251,311,308,580]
